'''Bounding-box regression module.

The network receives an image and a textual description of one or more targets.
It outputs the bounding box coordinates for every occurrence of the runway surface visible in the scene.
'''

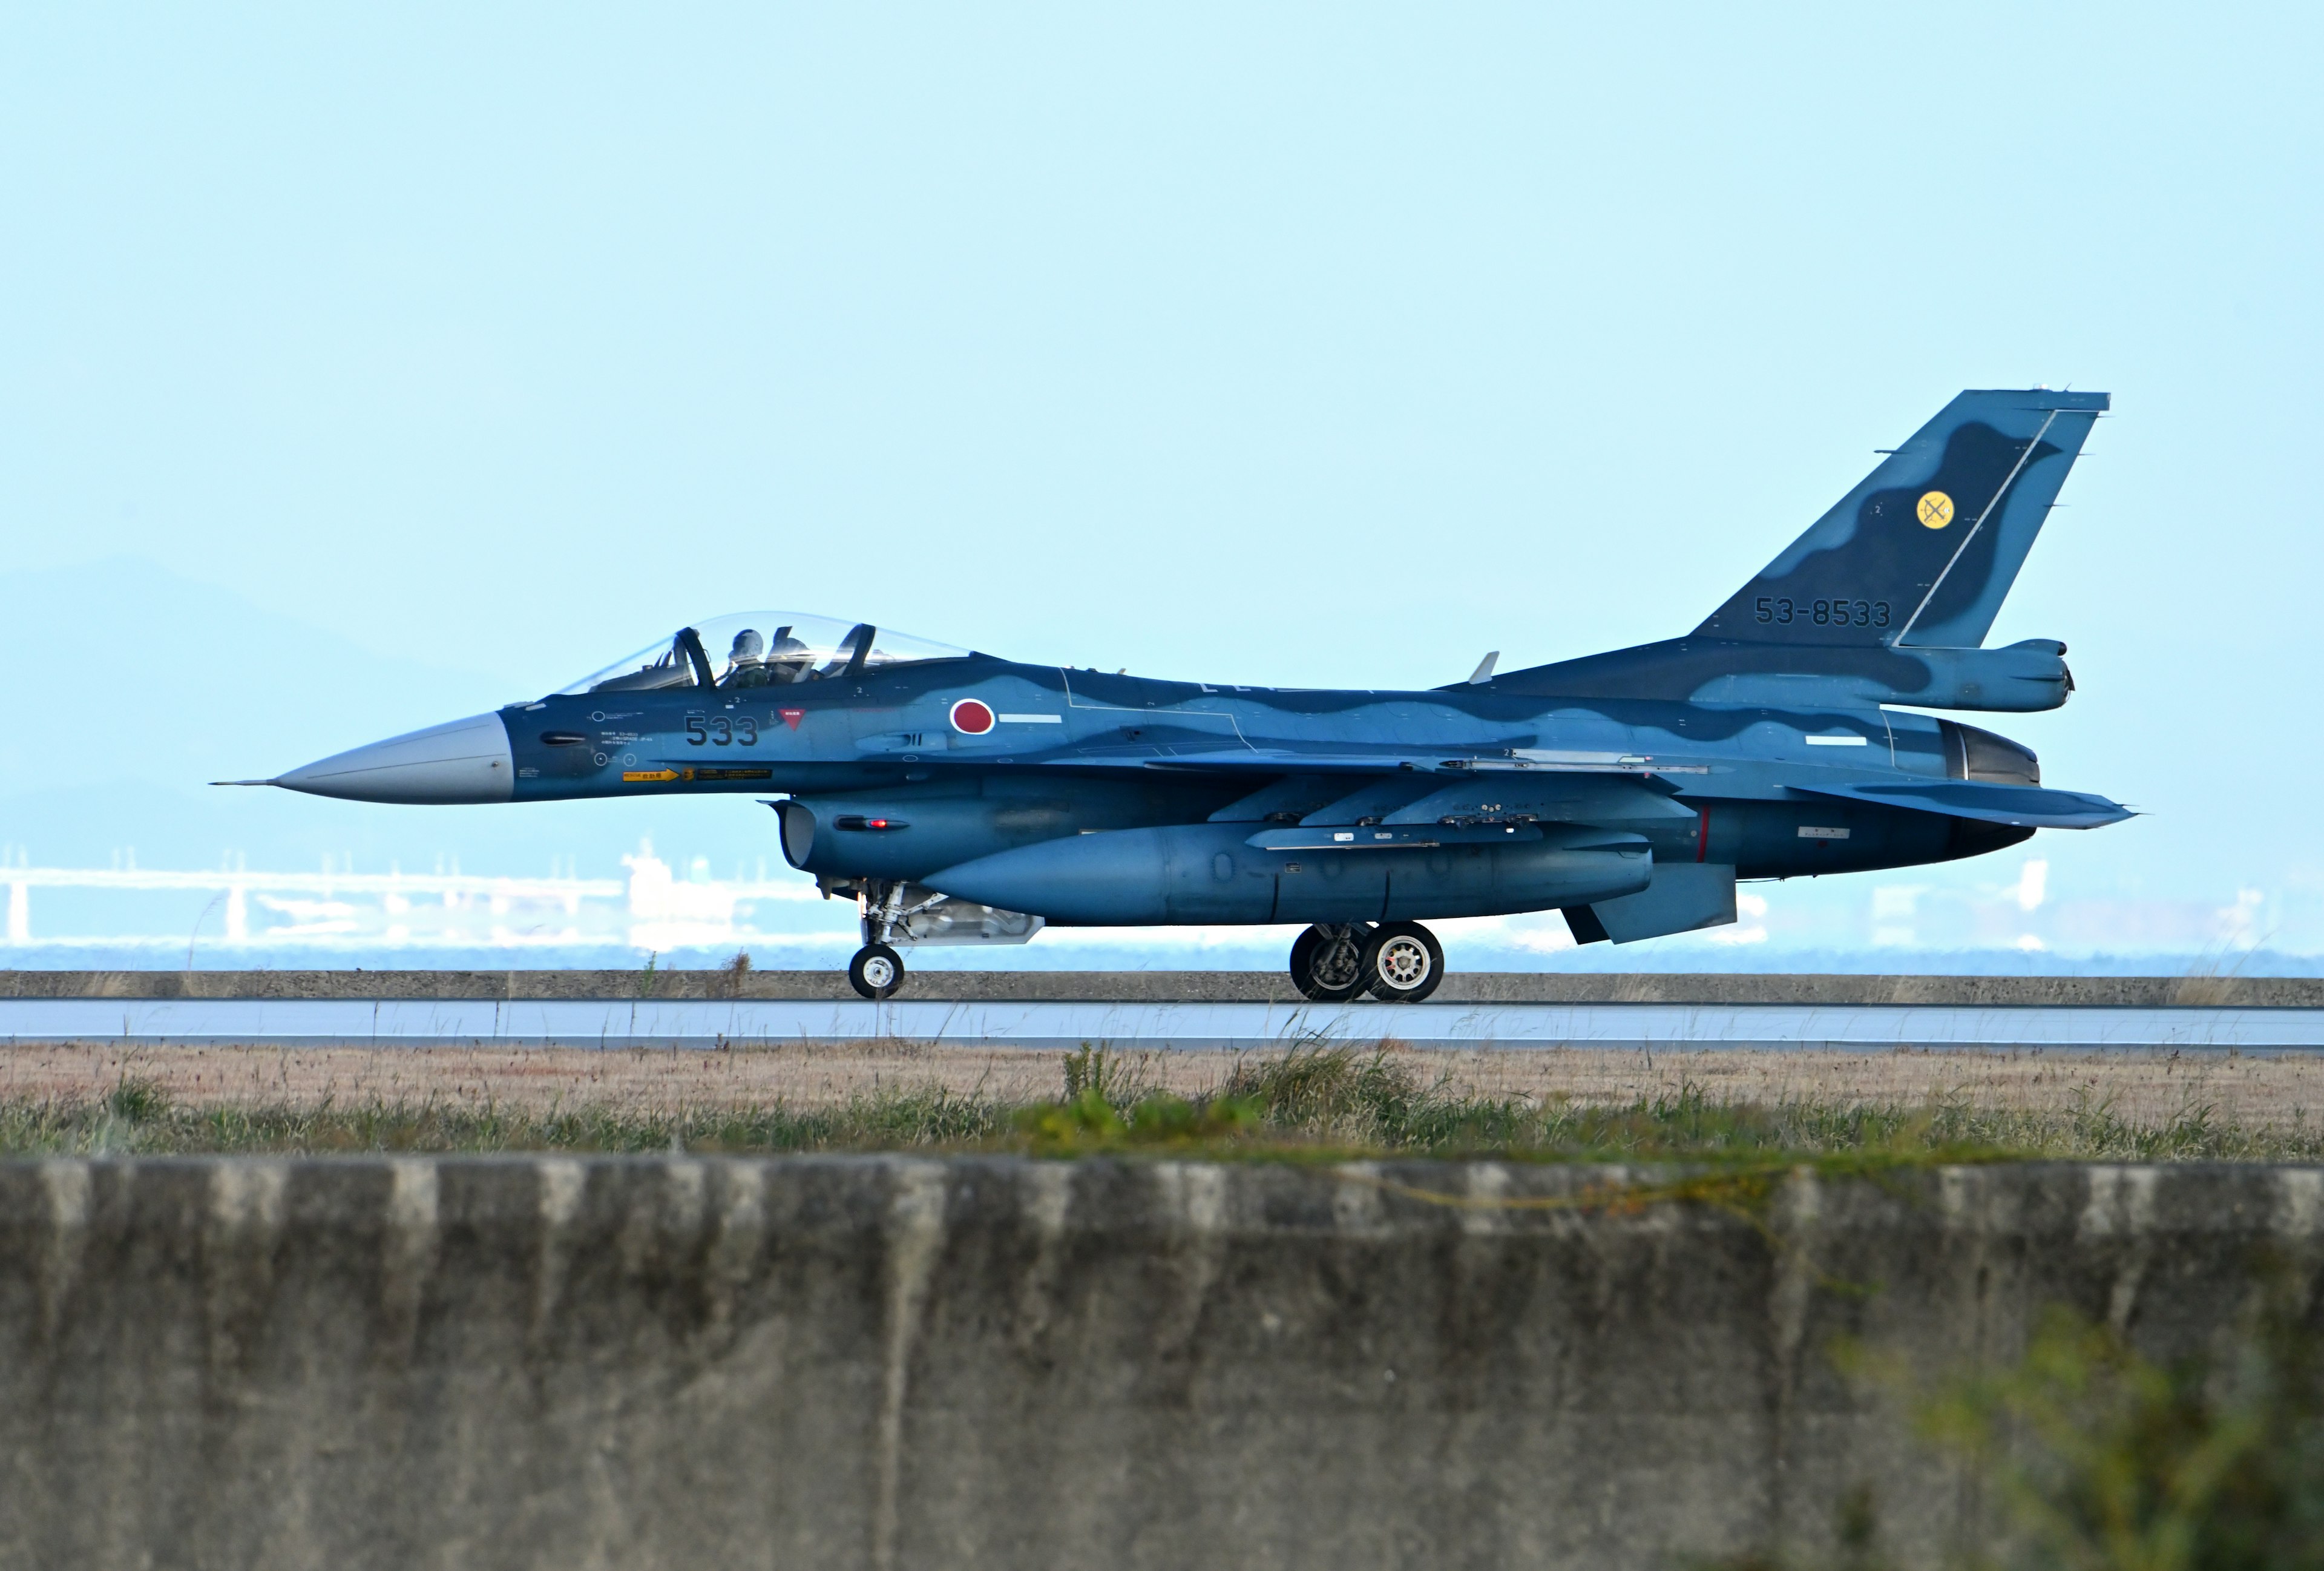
[5,995,2323,1051]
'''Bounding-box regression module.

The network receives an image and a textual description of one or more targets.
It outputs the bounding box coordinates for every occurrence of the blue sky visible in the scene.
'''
[3,5,2320,963]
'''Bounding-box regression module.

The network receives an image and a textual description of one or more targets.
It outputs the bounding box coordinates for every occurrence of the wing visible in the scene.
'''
[1047,744,1705,779]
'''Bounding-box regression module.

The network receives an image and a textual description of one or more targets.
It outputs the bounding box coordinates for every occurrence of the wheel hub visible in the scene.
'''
[1311,926,1364,990]
[1377,937,1431,989]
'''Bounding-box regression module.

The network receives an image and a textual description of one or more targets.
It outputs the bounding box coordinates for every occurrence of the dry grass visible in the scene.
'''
[0,1037,2313,1162]
[2,1039,2318,1131]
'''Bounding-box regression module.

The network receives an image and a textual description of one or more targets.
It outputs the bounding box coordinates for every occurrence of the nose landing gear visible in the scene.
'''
[849,941,904,1000]
[1287,920,1443,1003]
[849,880,909,1000]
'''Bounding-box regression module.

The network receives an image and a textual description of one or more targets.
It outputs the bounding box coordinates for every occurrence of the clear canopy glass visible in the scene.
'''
[556,612,970,697]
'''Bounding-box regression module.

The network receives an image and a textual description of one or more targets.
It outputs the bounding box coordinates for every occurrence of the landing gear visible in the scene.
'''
[849,879,911,1000]
[849,942,904,1000]
[1288,923,1373,1001]
[1359,921,1443,1003]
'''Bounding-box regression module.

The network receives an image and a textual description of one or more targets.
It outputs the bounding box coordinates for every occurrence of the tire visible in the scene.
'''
[1361,922,1443,1003]
[849,942,905,1000]
[1289,923,1371,1002]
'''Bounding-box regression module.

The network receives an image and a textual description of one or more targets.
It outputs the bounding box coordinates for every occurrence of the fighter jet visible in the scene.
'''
[233,388,2130,1000]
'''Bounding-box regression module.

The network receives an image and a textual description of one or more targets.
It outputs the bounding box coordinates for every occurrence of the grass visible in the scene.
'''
[10,1047,2324,1163]
[1724,1296,2324,1571]
[1904,1300,2324,1571]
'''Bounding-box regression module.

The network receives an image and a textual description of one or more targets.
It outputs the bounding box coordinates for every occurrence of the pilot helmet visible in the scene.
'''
[729,629,765,662]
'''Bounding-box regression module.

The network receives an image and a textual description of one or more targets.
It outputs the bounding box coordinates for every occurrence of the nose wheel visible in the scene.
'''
[849,942,904,1000]
[847,879,911,999]
[1288,923,1373,1001]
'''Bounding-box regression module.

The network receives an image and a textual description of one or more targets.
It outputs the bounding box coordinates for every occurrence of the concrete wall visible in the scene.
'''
[0,1156,2317,1570]
[5,969,2318,1006]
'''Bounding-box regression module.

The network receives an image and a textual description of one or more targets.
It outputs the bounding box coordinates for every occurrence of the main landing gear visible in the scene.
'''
[1287,921,1444,1003]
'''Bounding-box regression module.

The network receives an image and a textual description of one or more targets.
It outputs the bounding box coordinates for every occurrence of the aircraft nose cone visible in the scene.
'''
[273,713,515,805]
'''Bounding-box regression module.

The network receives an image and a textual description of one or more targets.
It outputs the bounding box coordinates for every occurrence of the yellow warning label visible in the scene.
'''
[622,769,678,783]
[1917,490,1955,529]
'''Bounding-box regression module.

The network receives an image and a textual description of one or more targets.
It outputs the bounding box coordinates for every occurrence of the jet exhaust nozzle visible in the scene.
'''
[268,713,516,805]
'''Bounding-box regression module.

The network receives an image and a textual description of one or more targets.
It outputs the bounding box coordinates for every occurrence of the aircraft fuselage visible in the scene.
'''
[238,387,2130,995]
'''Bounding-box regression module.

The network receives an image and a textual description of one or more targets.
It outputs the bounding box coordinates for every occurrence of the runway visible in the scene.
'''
[6,995,2323,1052]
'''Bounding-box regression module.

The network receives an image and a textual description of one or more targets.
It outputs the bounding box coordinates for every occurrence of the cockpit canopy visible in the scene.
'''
[556,611,969,697]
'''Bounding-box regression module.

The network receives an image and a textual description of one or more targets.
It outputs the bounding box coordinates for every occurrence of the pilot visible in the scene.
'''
[762,626,813,684]
[723,628,766,688]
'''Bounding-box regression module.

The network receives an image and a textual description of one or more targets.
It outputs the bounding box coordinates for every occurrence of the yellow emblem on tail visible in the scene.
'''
[1917,490,1955,529]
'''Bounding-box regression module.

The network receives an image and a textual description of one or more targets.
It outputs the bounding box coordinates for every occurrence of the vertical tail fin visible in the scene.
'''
[1695,389,2107,648]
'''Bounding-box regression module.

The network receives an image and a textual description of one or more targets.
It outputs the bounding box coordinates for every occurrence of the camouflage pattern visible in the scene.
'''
[248,390,2129,980]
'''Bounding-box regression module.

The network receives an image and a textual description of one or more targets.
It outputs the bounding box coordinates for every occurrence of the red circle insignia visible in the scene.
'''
[950,698,996,735]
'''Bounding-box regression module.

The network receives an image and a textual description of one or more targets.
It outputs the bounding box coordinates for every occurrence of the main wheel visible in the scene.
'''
[1361,922,1443,1003]
[1289,923,1371,1002]
[849,942,905,1000]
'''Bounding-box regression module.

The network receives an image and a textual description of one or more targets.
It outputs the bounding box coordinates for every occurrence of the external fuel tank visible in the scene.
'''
[919,822,1652,926]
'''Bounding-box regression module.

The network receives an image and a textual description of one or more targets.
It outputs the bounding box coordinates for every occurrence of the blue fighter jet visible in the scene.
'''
[234,389,2130,1000]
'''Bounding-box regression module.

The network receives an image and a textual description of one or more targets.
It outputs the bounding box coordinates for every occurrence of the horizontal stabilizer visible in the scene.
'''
[1788,779,2132,830]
